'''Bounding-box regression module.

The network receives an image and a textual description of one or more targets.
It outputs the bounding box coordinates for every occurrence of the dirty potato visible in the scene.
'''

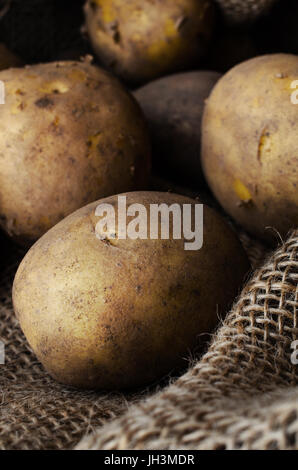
[0,60,151,244]
[202,54,298,242]
[13,191,250,390]
[84,0,215,85]
[134,71,221,185]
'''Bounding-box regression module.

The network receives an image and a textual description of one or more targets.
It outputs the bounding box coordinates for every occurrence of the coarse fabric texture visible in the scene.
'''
[77,230,298,450]
[0,226,266,450]
[0,229,297,450]
[214,0,278,24]
[0,245,146,450]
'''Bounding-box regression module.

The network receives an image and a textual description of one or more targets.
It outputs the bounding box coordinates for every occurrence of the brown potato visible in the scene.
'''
[0,60,151,244]
[84,0,214,85]
[202,54,298,243]
[13,191,250,390]
[134,71,221,186]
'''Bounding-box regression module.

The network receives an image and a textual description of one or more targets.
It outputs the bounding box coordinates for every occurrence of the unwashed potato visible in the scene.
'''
[0,59,151,244]
[0,44,23,70]
[13,191,250,390]
[84,0,214,85]
[202,54,298,243]
[135,71,221,186]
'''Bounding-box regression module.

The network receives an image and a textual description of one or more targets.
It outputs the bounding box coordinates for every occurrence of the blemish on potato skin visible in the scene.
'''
[39,81,69,94]
[72,107,85,119]
[233,179,252,206]
[258,128,271,163]
[87,132,102,156]
[52,116,60,127]
[35,97,54,108]
[108,21,121,44]
[15,89,25,96]
[67,69,87,82]
[175,16,188,31]
[275,72,287,79]
[10,100,26,114]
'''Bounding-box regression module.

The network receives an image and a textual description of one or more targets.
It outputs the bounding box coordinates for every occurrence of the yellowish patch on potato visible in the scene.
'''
[52,116,60,127]
[67,69,87,83]
[15,89,24,95]
[233,179,252,203]
[132,33,142,43]
[96,0,116,24]
[147,21,182,65]
[164,17,178,38]
[258,129,272,162]
[252,97,265,108]
[274,74,296,92]
[20,130,30,141]
[39,216,50,227]
[11,99,26,114]
[39,81,69,94]
[87,132,101,155]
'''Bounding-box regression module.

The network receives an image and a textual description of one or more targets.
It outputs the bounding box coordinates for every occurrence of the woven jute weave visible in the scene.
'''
[77,230,298,450]
[214,0,277,24]
[0,229,297,450]
[0,244,146,450]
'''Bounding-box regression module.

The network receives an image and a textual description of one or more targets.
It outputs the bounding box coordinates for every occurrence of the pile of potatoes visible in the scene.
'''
[0,0,295,390]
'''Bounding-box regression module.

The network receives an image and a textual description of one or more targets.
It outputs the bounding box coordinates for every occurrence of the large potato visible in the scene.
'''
[84,0,214,85]
[0,60,151,244]
[202,54,298,243]
[13,191,250,390]
[135,71,221,185]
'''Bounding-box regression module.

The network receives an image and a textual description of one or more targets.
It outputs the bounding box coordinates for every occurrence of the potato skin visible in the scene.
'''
[134,71,221,185]
[13,192,250,390]
[0,60,151,244]
[84,0,214,85]
[202,54,298,243]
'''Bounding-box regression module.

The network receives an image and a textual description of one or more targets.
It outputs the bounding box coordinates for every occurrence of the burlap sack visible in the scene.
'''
[214,0,278,24]
[1,228,297,450]
[77,230,298,450]
[0,243,149,450]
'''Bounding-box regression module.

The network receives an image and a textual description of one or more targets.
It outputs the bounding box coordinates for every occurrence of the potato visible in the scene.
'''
[84,0,214,85]
[0,60,151,244]
[13,191,250,390]
[0,44,22,70]
[135,71,221,186]
[201,54,298,243]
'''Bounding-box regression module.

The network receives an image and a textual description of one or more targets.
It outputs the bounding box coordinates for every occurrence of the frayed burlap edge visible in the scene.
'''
[77,230,298,450]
